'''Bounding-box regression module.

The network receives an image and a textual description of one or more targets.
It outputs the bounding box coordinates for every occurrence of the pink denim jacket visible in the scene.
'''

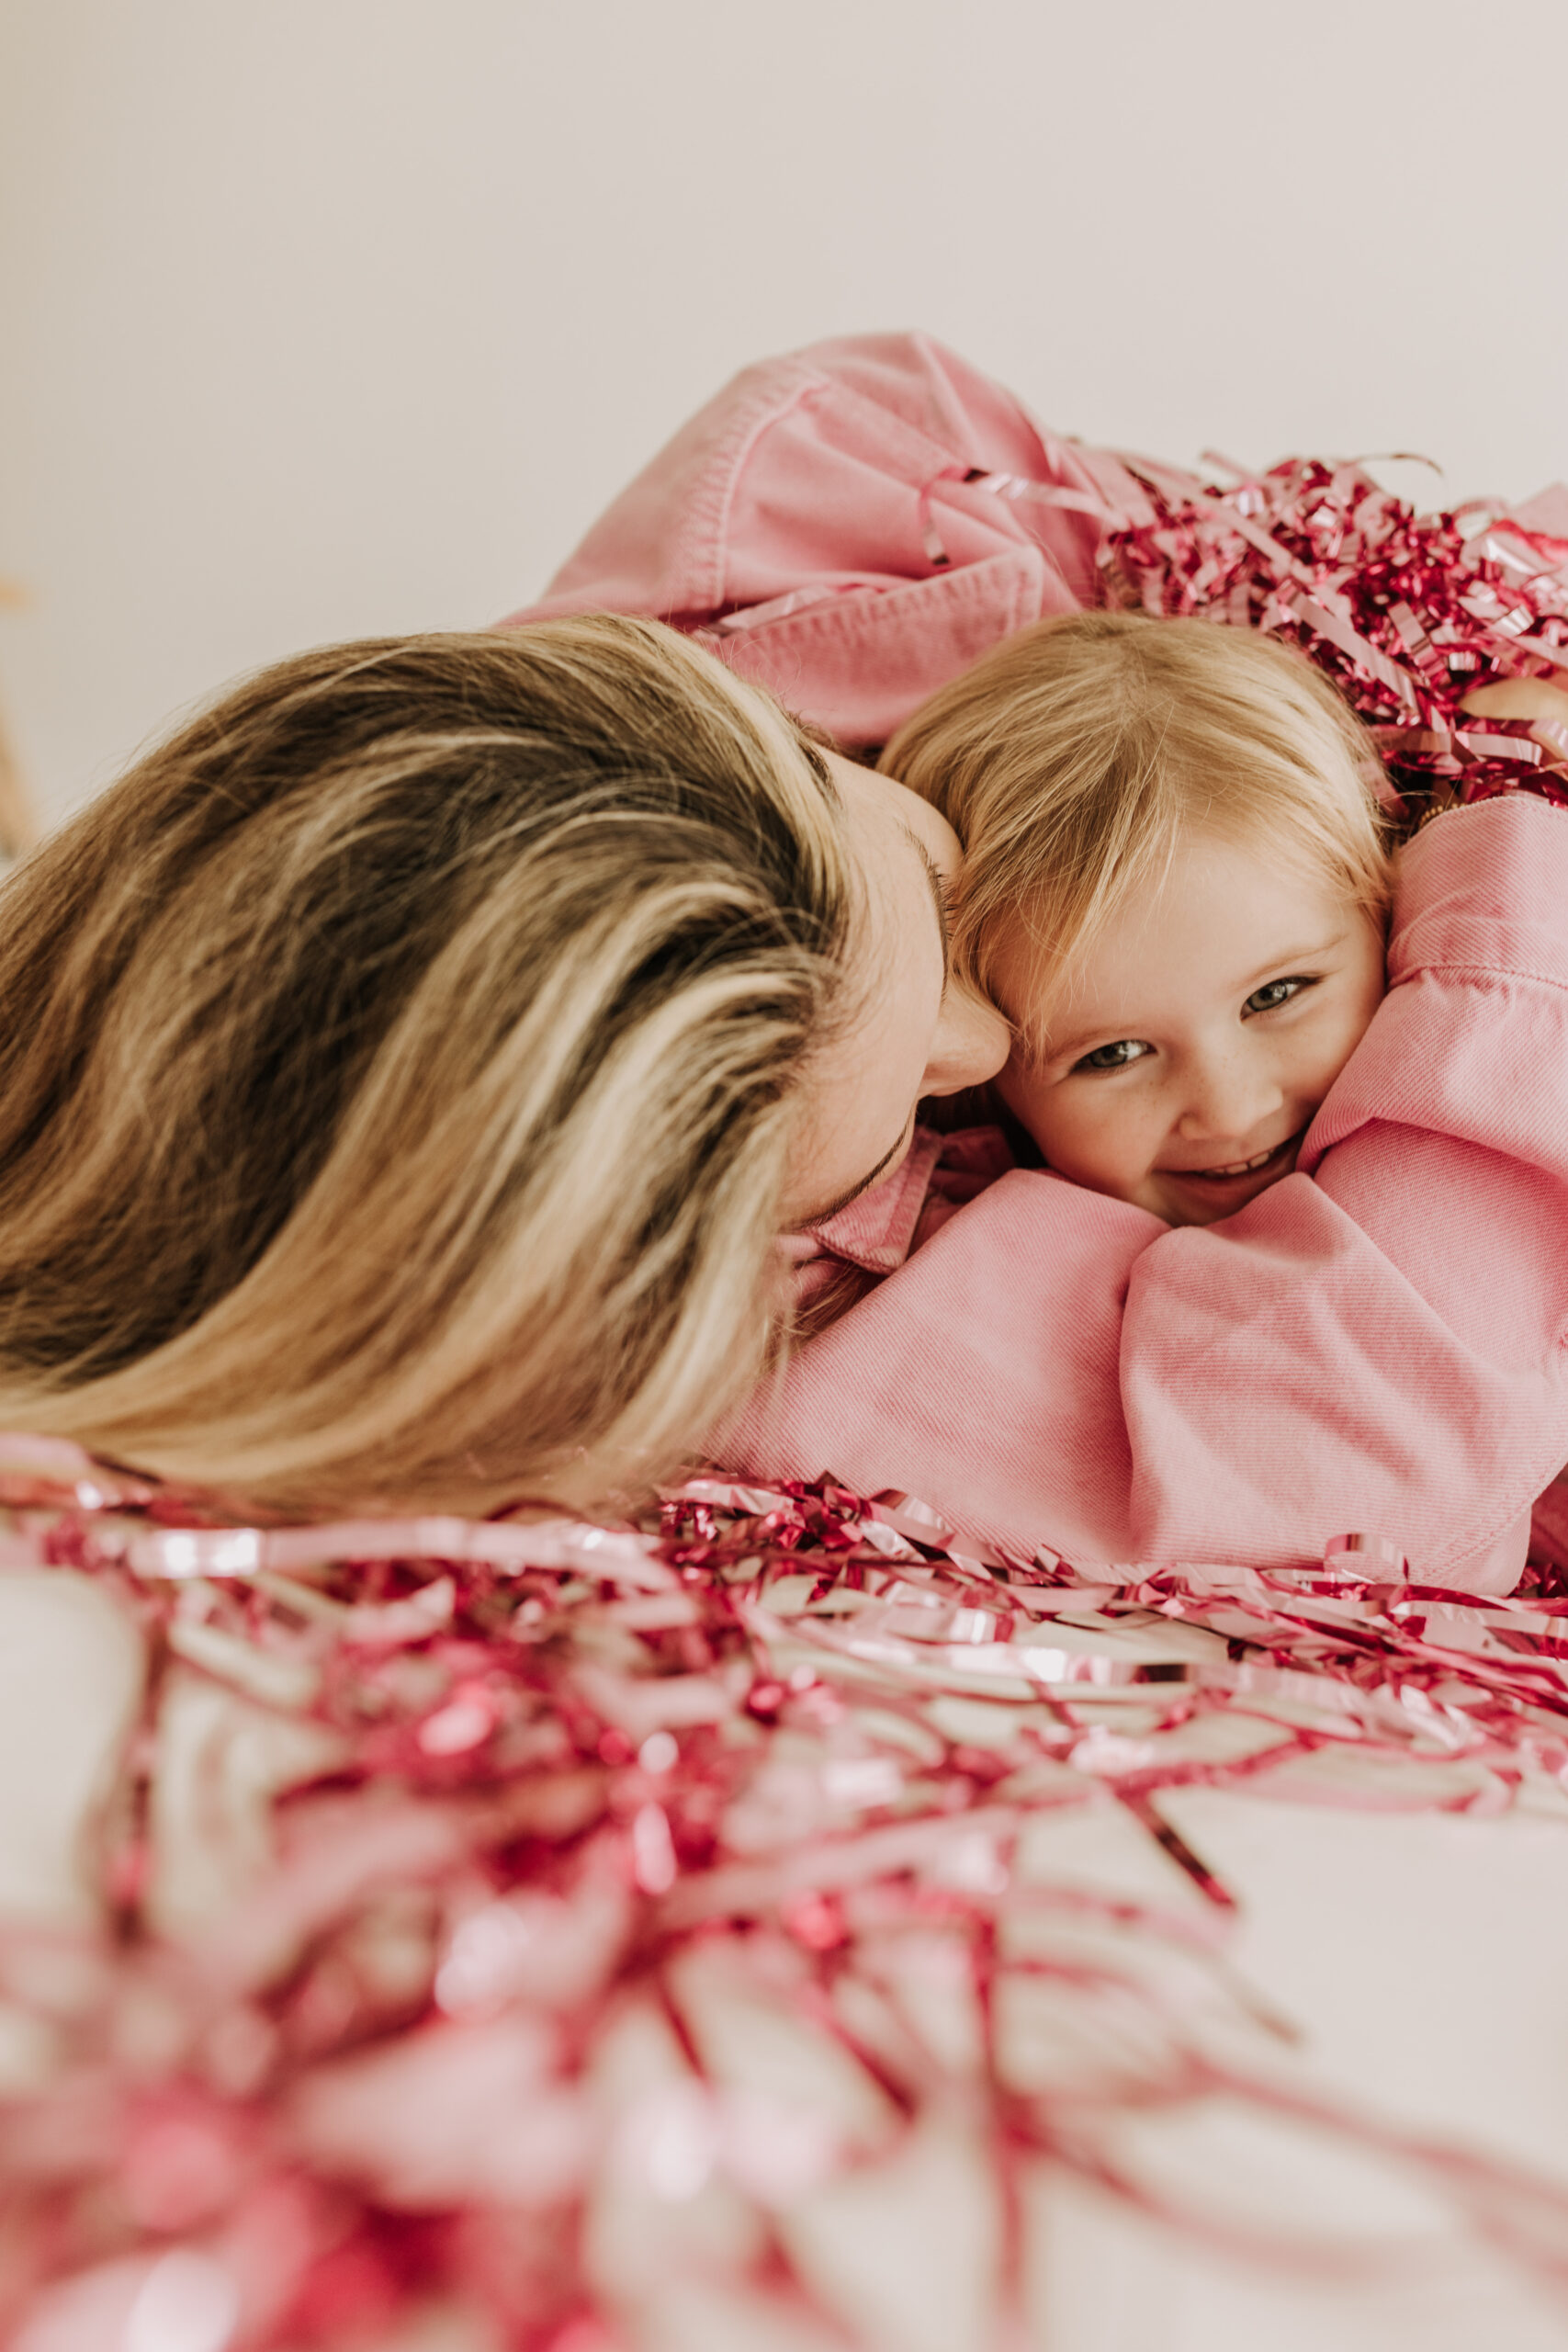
[502,332,1155,746]
[504,336,1568,1591]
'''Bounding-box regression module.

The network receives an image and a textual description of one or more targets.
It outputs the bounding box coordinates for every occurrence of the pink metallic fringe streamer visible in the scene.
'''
[7,1437,1568,2346]
[1089,453,1568,816]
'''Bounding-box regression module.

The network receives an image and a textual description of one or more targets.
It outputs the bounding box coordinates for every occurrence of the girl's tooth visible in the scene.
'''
[1201,1145,1272,1177]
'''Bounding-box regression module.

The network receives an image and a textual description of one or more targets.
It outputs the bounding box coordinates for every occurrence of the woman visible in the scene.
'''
[0,615,1006,1517]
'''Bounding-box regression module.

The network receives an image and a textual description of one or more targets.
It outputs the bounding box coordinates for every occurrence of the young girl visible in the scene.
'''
[745,612,1568,1593]
[883,607,1394,1231]
[732,748,1568,1596]
[776,609,1397,1337]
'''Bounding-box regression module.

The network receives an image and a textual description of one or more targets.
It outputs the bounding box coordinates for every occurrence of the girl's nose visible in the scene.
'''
[1176,1050,1284,1148]
[924,979,1011,1096]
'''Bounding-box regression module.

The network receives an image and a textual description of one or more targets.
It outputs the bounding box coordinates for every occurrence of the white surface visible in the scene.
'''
[1028,1792,1568,2346]
[2,0,1566,832]
[0,1570,141,1924]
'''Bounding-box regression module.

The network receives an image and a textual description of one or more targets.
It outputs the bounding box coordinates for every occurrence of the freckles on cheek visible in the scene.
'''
[1042,1087,1164,1200]
[1309,994,1382,1104]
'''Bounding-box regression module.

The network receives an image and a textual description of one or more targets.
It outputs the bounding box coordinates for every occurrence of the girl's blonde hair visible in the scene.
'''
[0,617,852,1516]
[882,610,1393,1048]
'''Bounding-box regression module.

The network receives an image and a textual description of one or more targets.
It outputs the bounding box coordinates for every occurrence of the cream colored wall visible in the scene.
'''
[3,0,1566,831]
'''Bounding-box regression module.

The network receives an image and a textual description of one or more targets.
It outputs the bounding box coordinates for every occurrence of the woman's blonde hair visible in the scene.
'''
[0,617,852,1515]
[882,610,1393,1048]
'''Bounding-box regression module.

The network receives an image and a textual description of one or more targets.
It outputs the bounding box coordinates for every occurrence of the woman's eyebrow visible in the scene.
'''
[789,802,949,1230]
[789,726,841,805]
[904,828,952,989]
[789,722,948,984]
[795,839,949,1221]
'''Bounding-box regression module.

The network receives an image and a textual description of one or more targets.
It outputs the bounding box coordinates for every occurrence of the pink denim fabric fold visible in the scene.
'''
[782,1126,1014,1319]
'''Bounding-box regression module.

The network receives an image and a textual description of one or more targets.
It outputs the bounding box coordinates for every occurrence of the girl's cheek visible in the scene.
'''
[1303,1041,1362,1115]
[1329,988,1382,1074]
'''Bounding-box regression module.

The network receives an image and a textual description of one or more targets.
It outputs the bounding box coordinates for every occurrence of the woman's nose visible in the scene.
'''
[923,980,1011,1095]
[1175,1048,1284,1145]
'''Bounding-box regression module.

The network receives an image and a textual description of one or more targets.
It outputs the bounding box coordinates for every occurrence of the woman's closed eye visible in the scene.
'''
[1243,976,1319,1017]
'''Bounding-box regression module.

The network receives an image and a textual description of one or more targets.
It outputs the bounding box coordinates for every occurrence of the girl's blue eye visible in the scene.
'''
[1244,977,1315,1016]
[1075,1038,1150,1073]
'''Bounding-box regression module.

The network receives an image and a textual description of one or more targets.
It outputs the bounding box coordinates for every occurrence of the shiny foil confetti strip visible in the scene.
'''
[1088,454,1568,818]
[8,1437,1568,2347]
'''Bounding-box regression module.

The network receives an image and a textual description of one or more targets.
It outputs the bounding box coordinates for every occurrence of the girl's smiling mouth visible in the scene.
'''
[1163,1129,1308,1189]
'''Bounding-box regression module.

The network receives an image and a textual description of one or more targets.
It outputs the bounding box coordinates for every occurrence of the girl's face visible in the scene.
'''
[991,830,1387,1228]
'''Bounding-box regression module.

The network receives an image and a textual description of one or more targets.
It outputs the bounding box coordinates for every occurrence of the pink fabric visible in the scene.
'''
[734,798,1568,1594]
[501,333,1152,746]
[784,1125,1016,1317]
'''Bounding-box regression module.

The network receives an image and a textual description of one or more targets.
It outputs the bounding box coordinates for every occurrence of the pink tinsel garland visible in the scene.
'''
[7,1435,1568,2348]
[1091,452,1568,813]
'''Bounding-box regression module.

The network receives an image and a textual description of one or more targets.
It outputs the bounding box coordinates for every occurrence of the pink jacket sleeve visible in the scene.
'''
[500,333,1150,748]
[731,798,1568,1595]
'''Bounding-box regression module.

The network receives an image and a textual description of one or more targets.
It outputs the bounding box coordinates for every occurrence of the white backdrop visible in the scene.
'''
[3,0,1566,832]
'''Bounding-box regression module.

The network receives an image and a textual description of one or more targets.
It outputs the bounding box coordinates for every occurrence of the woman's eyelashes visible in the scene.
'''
[1067,977,1325,1076]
